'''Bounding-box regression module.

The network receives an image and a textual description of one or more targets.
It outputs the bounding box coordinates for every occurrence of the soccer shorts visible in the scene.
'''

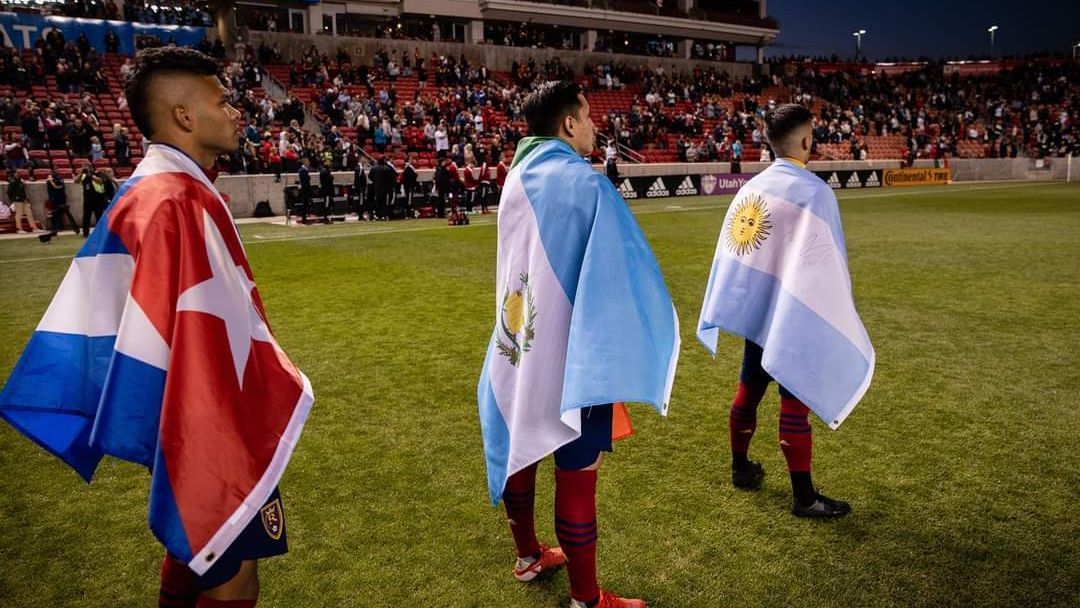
[554,404,613,470]
[184,487,289,590]
[740,340,795,399]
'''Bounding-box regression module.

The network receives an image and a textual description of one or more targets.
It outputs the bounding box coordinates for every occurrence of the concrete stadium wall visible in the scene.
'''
[245,31,758,80]
[6,157,1073,222]
[914,158,1073,182]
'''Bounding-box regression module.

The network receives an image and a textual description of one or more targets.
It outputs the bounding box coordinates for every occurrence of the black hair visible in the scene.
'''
[521,80,583,137]
[764,103,813,146]
[123,47,220,139]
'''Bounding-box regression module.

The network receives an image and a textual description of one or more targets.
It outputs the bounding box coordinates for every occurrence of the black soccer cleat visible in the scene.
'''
[792,493,851,518]
[732,459,765,490]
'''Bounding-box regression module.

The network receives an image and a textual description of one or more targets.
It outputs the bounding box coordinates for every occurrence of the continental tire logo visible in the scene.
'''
[883,168,950,187]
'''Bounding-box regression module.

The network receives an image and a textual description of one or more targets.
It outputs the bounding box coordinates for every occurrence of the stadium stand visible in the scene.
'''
[0,3,1075,182]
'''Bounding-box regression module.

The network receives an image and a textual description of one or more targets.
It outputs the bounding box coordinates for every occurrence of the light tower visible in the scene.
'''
[853,29,866,60]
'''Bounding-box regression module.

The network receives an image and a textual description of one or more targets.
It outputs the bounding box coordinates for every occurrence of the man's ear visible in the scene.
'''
[172,104,195,133]
[802,135,810,152]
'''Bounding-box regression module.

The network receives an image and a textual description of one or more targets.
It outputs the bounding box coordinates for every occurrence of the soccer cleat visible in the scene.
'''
[513,543,567,582]
[732,459,765,490]
[570,589,647,608]
[792,493,851,518]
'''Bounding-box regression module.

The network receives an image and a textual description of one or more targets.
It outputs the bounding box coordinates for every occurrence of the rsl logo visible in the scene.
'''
[700,174,717,195]
[260,498,285,540]
[725,194,772,255]
[496,272,537,367]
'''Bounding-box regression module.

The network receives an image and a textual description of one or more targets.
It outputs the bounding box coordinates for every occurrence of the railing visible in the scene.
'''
[597,132,644,163]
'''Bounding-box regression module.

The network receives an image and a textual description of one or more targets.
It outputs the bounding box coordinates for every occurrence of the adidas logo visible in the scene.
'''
[846,172,862,188]
[700,174,717,195]
[675,176,698,196]
[618,179,638,199]
[826,172,841,189]
[646,177,670,198]
[864,172,881,187]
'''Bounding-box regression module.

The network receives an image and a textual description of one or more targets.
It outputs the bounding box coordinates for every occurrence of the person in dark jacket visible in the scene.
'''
[605,156,619,185]
[7,172,40,233]
[46,171,78,235]
[297,158,312,222]
[369,156,398,221]
[433,157,450,218]
[76,164,105,237]
[401,155,419,212]
[114,129,131,166]
[318,162,334,219]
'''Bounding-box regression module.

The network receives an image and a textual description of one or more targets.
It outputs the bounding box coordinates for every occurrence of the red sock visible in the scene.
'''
[730,382,767,456]
[779,395,812,472]
[195,598,256,608]
[159,555,199,608]
[554,468,599,604]
[503,462,541,558]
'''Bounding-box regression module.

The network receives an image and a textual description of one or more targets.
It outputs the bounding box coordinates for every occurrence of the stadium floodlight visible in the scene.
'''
[988,25,999,48]
[852,29,867,58]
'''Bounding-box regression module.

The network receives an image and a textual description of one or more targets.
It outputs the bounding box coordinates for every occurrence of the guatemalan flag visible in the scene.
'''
[0,144,314,575]
[697,158,874,429]
[478,137,680,504]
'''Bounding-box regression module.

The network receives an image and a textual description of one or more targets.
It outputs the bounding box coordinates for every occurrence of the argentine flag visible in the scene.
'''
[697,159,874,429]
[478,137,680,504]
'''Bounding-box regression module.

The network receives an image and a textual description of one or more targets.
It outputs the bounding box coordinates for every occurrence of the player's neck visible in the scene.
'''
[152,138,217,173]
[780,156,807,168]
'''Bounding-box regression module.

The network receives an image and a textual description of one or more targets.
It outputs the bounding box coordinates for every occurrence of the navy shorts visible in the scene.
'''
[740,340,795,399]
[188,487,289,590]
[554,404,613,470]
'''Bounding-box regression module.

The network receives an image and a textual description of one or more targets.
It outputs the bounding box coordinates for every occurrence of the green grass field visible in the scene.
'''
[1,181,1078,607]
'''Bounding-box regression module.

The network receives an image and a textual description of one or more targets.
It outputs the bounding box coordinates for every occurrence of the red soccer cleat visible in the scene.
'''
[513,543,567,582]
[570,589,648,608]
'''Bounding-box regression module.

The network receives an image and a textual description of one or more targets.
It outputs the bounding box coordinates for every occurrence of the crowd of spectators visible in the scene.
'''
[0,30,132,175]
[3,23,1076,184]
[209,43,1080,176]
[215,44,528,177]
[779,59,1079,160]
[4,0,211,25]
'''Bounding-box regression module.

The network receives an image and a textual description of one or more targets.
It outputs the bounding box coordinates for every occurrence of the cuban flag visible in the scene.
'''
[697,159,874,429]
[0,144,314,575]
[478,137,680,504]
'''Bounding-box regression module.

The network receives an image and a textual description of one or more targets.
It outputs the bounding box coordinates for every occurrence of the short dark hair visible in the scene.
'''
[522,80,583,137]
[123,47,220,139]
[764,103,813,146]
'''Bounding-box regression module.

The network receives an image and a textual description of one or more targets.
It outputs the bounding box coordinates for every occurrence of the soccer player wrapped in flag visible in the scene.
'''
[698,104,874,518]
[477,82,680,608]
[0,48,314,607]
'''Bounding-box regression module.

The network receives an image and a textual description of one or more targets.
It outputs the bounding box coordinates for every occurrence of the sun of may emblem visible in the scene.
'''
[726,194,772,255]
[496,272,538,367]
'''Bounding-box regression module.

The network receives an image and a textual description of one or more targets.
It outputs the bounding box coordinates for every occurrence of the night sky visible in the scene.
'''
[756,0,1080,62]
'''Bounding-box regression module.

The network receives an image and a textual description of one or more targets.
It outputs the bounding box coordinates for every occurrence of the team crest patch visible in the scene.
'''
[496,272,537,367]
[726,194,772,255]
[260,498,285,540]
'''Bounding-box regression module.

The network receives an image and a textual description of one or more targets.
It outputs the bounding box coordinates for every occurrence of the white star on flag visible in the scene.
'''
[177,210,273,387]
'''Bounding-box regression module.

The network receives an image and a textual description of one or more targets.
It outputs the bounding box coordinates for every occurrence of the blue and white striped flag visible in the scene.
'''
[697,159,874,429]
[478,138,680,504]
